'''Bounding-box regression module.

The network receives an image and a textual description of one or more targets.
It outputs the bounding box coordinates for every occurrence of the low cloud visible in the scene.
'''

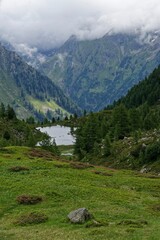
[0,0,160,49]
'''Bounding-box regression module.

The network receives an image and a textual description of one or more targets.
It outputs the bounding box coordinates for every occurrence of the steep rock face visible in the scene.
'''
[41,32,160,111]
[0,44,80,119]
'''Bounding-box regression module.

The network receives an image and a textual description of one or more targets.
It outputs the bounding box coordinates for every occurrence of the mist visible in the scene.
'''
[0,0,160,49]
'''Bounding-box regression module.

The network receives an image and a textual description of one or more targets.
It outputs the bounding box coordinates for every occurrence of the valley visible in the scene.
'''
[0,13,160,240]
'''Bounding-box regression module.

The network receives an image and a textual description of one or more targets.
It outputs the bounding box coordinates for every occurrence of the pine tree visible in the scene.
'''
[103,135,111,157]
[6,105,16,120]
[0,103,5,118]
[129,108,141,131]
[112,104,130,139]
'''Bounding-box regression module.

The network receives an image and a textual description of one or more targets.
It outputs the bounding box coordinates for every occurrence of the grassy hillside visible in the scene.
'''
[0,146,160,240]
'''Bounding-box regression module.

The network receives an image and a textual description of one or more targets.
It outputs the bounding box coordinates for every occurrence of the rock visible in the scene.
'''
[140,166,148,173]
[140,165,152,173]
[68,208,92,223]
[140,168,147,173]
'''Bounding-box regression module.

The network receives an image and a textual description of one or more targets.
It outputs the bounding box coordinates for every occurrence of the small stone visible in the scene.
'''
[68,208,92,224]
[140,165,148,173]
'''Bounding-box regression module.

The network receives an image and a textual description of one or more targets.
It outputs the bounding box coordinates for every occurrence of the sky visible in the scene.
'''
[0,0,160,50]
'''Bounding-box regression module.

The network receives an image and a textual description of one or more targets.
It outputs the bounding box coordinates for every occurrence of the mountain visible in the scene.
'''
[0,43,80,120]
[0,39,55,69]
[114,65,160,108]
[40,31,160,111]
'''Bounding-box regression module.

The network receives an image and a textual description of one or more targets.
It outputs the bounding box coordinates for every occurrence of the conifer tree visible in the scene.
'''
[112,104,130,139]
[103,135,111,157]
[0,103,5,118]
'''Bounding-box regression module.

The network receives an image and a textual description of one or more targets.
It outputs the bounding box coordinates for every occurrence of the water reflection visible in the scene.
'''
[37,125,75,146]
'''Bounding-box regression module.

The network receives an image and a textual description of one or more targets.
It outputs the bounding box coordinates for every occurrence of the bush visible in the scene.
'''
[130,144,145,158]
[15,212,48,225]
[0,138,8,147]
[16,195,42,205]
[144,142,160,163]
[3,131,10,140]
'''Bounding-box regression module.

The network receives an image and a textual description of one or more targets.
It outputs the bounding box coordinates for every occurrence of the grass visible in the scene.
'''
[28,97,69,115]
[0,146,160,240]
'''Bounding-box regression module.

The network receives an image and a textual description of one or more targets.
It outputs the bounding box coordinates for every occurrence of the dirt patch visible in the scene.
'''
[135,173,160,179]
[9,166,29,172]
[28,148,54,159]
[117,220,148,228]
[16,195,43,205]
[92,171,113,177]
[70,162,94,169]
[54,164,69,168]
[15,212,48,225]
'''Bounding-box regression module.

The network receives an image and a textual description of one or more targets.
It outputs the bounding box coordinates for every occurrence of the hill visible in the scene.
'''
[0,44,80,120]
[0,104,45,147]
[40,32,160,111]
[0,146,160,240]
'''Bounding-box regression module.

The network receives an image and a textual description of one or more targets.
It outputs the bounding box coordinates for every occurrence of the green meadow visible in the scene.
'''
[0,146,160,240]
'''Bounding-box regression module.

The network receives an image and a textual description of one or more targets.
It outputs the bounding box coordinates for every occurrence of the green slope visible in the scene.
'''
[115,65,160,108]
[0,44,80,120]
[0,146,160,240]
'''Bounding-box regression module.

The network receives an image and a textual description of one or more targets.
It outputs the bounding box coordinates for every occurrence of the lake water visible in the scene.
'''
[37,125,76,146]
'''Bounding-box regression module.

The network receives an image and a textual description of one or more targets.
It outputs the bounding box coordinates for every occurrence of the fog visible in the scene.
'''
[0,0,160,49]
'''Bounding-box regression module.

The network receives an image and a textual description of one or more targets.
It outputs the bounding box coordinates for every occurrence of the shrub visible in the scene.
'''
[15,212,48,225]
[3,131,10,140]
[130,144,145,158]
[16,195,42,205]
[144,141,160,163]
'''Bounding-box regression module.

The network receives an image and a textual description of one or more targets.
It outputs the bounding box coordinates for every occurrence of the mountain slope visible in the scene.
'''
[115,65,160,108]
[0,44,80,120]
[41,32,160,111]
[74,64,160,171]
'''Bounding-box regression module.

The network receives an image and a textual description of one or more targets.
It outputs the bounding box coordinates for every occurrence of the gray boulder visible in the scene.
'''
[68,208,92,223]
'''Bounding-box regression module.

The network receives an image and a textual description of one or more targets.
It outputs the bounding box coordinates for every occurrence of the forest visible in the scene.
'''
[74,66,160,171]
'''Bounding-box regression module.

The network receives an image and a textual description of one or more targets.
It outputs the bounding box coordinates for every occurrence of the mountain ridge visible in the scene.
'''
[40,31,160,111]
[0,43,81,120]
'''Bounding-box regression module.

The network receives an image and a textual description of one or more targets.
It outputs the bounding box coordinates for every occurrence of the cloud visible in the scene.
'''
[0,0,160,49]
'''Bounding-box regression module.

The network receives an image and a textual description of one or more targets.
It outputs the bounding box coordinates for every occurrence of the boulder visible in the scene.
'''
[68,208,92,223]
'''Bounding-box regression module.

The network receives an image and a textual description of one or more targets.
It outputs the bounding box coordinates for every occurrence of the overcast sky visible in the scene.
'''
[0,0,160,49]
